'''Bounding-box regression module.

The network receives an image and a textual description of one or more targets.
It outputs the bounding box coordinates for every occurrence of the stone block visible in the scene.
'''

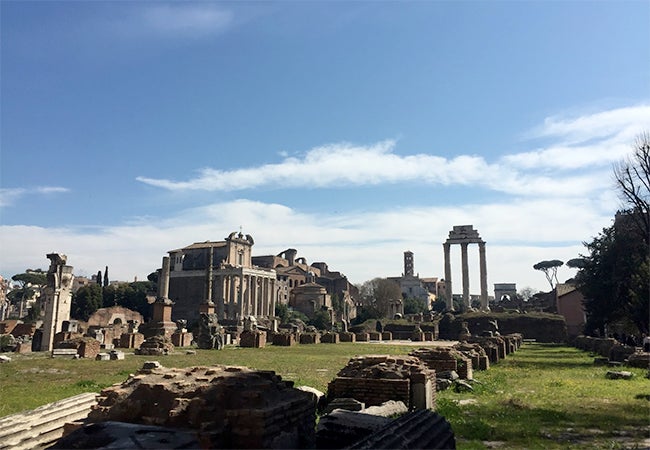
[355,333,369,342]
[109,350,125,360]
[369,332,382,341]
[381,331,392,341]
[96,353,110,361]
[171,331,193,347]
[321,332,339,344]
[339,332,356,343]
[299,333,320,344]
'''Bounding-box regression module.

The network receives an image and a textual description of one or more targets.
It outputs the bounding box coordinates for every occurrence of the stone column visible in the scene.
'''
[270,279,277,317]
[479,241,488,310]
[236,274,240,318]
[159,256,170,299]
[205,247,213,303]
[461,242,470,309]
[443,242,453,311]
[216,275,224,319]
[242,275,255,316]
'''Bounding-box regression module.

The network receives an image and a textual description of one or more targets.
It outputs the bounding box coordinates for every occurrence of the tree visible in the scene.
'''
[357,278,402,318]
[96,270,102,286]
[103,266,109,288]
[517,287,538,302]
[309,309,332,330]
[102,281,153,320]
[533,260,564,290]
[9,271,47,318]
[403,297,428,315]
[71,283,103,321]
[614,132,650,245]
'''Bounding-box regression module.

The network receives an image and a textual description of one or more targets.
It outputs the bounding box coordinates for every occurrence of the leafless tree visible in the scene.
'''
[614,132,650,245]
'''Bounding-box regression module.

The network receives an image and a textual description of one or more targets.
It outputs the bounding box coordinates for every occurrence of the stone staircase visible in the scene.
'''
[0,392,97,450]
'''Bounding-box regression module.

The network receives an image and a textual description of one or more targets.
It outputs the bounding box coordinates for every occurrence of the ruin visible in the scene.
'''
[443,225,488,311]
[85,363,316,449]
[327,355,436,410]
[41,254,74,352]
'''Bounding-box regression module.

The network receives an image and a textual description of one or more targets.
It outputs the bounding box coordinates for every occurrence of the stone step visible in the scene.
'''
[0,392,97,450]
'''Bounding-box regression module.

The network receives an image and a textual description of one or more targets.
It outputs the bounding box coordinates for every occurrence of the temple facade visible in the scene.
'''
[165,232,278,322]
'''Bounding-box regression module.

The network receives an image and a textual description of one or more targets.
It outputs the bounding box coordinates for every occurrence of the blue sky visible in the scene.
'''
[1,1,649,294]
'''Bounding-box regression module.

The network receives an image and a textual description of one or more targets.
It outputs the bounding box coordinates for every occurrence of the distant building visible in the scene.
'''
[494,283,517,303]
[253,250,358,322]
[388,251,437,306]
[166,232,277,322]
[555,283,586,338]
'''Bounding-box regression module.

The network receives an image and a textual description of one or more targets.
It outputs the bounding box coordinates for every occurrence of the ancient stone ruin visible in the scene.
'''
[327,355,436,410]
[85,363,316,449]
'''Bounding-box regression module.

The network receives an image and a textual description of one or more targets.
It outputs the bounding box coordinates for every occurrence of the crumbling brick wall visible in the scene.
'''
[327,355,436,410]
[89,364,315,449]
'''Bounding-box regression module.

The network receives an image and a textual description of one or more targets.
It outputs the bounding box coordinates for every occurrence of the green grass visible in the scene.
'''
[1,342,648,449]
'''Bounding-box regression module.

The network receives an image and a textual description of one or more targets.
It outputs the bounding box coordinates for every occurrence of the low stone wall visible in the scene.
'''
[329,378,410,409]
[339,332,356,343]
[409,347,473,380]
[272,332,296,346]
[439,312,566,343]
[321,332,339,344]
[56,337,101,359]
[300,333,320,344]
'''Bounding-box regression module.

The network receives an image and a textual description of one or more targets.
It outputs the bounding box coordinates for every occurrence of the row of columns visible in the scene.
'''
[443,241,488,311]
[214,273,277,320]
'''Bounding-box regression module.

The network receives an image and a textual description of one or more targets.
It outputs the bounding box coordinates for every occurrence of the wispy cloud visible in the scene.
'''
[0,186,69,208]
[503,104,650,170]
[112,4,234,39]
[137,105,648,197]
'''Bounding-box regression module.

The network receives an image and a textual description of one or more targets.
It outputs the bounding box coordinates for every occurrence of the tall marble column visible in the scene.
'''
[216,275,225,319]
[159,256,170,300]
[479,242,488,310]
[461,242,470,308]
[443,243,453,311]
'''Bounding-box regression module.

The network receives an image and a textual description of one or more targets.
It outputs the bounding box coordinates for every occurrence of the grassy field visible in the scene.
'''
[1,342,648,449]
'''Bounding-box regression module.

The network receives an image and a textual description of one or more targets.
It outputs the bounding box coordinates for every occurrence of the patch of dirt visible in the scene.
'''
[20,367,71,374]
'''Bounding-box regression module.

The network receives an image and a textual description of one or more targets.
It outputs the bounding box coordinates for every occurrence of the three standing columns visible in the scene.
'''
[442,225,489,311]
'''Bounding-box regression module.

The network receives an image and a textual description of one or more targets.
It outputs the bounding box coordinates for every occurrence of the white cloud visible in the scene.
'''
[0,197,612,293]
[0,186,70,208]
[110,4,234,40]
[137,105,648,198]
[142,4,233,37]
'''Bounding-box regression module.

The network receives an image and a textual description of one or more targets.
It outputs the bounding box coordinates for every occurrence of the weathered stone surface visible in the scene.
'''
[0,392,97,450]
[49,421,200,449]
[328,355,436,410]
[196,312,224,350]
[296,385,326,412]
[87,363,315,449]
[272,332,296,346]
[240,329,266,348]
[316,409,391,449]
[321,332,340,344]
[346,409,455,449]
[609,344,636,363]
[0,354,11,363]
[626,352,650,369]
[410,347,473,380]
[361,400,408,417]
[324,397,366,414]
[605,370,634,380]
[299,332,320,344]
[56,337,101,359]
[134,335,174,356]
